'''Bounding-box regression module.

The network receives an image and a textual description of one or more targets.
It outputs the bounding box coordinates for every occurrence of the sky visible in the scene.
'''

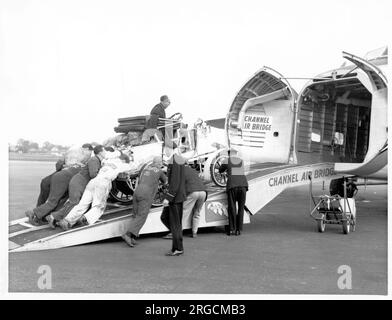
[0,0,391,146]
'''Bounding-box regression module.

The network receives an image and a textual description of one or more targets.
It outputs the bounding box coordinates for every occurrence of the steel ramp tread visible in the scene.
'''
[9,208,133,246]
[9,203,133,244]
[9,224,30,234]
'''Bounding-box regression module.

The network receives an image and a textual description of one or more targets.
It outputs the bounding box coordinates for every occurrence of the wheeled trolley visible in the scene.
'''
[310,194,356,234]
[309,176,357,234]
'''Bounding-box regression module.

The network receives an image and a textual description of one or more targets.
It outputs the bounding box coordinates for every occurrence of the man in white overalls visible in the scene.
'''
[59,152,139,230]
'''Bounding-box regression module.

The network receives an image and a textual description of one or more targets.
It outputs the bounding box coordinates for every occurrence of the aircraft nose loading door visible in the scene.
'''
[294,49,387,176]
[341,51,387,162]
[334,51,388,176]
[226,67,297,164]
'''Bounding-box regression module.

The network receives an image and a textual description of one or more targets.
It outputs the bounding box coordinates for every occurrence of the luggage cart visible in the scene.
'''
[309,176,356,234]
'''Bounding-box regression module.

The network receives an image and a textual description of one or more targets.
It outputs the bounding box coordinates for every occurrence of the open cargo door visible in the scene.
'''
[334,51,388,176]
[342,51,387,90]
[226,67,297,164]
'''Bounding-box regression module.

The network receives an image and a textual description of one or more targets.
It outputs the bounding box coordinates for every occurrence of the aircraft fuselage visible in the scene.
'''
[225,49,388,180]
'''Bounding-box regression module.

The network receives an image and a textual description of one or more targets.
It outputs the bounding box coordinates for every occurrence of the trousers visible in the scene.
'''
[182,191,207,234]
[34,167,81,219]
[37,173,55,207]
[127,189,155,237]
[227,187,247,232]
[161,203,184,252]
[51,174,89,221]
[64,177,111,226]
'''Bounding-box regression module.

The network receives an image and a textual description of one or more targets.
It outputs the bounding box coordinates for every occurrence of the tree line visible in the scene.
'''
[9,139,70,154]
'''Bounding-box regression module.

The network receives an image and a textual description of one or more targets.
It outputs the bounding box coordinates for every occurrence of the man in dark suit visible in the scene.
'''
[162,165,208,239]
[219,151,248,236]
[146,95,171,130]
[143,95,171,143]
[160,152,186,256]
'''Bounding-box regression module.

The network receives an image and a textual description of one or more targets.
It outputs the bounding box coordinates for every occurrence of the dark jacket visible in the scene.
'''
[55,158,66,171]
[136,165,167,198]
[219,156,249,191]
[146,103,166,129]
[78,156,101,181]
[165,154,187,203]
[184,166,208,201]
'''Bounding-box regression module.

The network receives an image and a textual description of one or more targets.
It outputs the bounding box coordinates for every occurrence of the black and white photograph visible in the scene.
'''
[1,0,389,299]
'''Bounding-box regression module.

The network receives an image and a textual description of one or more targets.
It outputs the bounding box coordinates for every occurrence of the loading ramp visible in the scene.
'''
[9,162,338,252]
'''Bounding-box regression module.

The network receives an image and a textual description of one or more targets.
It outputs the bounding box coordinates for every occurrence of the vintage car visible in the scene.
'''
[107,113,229,206]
